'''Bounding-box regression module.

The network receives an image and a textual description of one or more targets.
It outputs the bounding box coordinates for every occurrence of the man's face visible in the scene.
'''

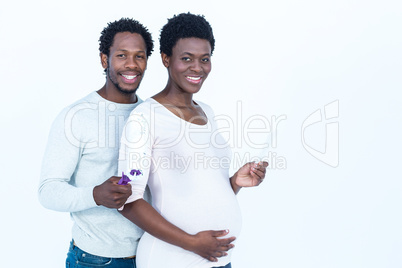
[101,32,147,95]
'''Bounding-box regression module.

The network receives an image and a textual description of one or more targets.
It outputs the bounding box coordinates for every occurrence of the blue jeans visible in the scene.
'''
[66,240,136,268]
[213,263,232,268]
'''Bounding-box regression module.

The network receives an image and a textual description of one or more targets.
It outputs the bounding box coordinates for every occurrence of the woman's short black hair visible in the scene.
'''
[99,18,154,58]
[159,12,215,56]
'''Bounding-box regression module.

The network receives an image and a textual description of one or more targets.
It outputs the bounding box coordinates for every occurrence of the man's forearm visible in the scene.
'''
[38,180,96,212]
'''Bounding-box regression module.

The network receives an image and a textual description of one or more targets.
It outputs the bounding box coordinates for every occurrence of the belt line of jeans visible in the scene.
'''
[72,240,136,259]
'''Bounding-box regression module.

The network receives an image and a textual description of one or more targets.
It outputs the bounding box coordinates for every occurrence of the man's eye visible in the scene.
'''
[117,54,126,58]
[181,57,191,61]
[202,58,210,62]
[136,55,145,59]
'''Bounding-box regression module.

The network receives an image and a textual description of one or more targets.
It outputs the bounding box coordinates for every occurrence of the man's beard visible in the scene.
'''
[106,67,140,95]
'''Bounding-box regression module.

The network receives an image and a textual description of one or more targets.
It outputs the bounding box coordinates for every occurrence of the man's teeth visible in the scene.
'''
[122,74,137,79]
[187,76,201,81]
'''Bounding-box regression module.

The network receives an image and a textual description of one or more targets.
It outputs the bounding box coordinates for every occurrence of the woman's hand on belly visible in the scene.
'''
[184,229,236,262]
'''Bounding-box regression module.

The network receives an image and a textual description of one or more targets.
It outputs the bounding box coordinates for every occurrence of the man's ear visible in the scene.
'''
[100,53,108,69]
[161,52,170,68]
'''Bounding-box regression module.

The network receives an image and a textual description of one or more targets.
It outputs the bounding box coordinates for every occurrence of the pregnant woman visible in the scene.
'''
[118,13,268,268]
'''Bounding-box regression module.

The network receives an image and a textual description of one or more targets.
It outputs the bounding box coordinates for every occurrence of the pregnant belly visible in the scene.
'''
[154,188,242,238]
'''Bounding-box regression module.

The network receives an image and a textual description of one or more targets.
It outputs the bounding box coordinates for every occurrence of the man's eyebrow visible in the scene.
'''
[116,49,146,53]
[182,52,211,56]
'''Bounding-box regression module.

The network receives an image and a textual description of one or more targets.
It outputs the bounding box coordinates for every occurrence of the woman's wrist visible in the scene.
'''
[230,173,242,194]
[181,233,197,252]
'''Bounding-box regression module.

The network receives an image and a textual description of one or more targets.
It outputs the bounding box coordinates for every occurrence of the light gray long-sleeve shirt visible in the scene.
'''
[38,91,147,257]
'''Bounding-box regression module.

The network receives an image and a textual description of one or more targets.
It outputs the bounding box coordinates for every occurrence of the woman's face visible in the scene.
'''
[163,37,212,94]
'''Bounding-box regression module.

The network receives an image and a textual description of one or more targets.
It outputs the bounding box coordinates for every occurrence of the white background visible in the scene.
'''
[1,0,401,267]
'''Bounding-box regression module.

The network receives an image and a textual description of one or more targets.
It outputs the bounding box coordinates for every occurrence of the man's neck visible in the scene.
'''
[97,85,138,104]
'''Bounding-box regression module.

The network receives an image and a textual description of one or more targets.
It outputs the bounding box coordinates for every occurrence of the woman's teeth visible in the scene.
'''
[186,76,201,81]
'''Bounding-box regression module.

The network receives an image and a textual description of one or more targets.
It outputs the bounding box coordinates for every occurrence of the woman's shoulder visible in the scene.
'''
[129,98,156,115]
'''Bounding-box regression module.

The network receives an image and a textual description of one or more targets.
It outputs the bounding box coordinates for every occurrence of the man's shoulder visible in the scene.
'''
[50,92,100,128]
[64,91,100,109]
[63,91,109,113]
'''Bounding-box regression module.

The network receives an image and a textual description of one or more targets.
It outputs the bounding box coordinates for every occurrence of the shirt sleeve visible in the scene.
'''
[118,109,153,210]
[38,107,97,212]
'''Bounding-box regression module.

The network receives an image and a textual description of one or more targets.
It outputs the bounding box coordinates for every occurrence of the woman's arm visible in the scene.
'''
[120,199,234,262]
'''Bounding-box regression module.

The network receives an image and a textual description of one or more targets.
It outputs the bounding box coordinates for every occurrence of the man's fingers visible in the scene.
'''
[110,176,123,183]
[210,251,228,257]
[118,185,132,194]
[111,181,132,194]
[208,256,218,262]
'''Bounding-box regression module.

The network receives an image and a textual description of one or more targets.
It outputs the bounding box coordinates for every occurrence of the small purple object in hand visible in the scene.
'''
[118,172,131,185]
[130,169,142,176]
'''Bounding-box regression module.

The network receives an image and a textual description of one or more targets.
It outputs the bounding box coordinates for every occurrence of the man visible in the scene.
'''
[38,18,235,268]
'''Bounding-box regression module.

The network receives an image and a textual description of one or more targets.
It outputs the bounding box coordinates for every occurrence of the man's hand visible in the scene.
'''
[186,230,236,262]
[93,176,132,208]
[231,161,269,193]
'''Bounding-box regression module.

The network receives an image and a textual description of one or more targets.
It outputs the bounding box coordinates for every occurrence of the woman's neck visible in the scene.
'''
[154,88,194,107]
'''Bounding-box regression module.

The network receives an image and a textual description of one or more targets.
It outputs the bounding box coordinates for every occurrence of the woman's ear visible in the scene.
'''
[161,53,170,68]
[100,53,108,69]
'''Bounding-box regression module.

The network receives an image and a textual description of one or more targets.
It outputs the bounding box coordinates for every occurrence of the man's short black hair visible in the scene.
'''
[159,12,215,56]
[99,18,154,58]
